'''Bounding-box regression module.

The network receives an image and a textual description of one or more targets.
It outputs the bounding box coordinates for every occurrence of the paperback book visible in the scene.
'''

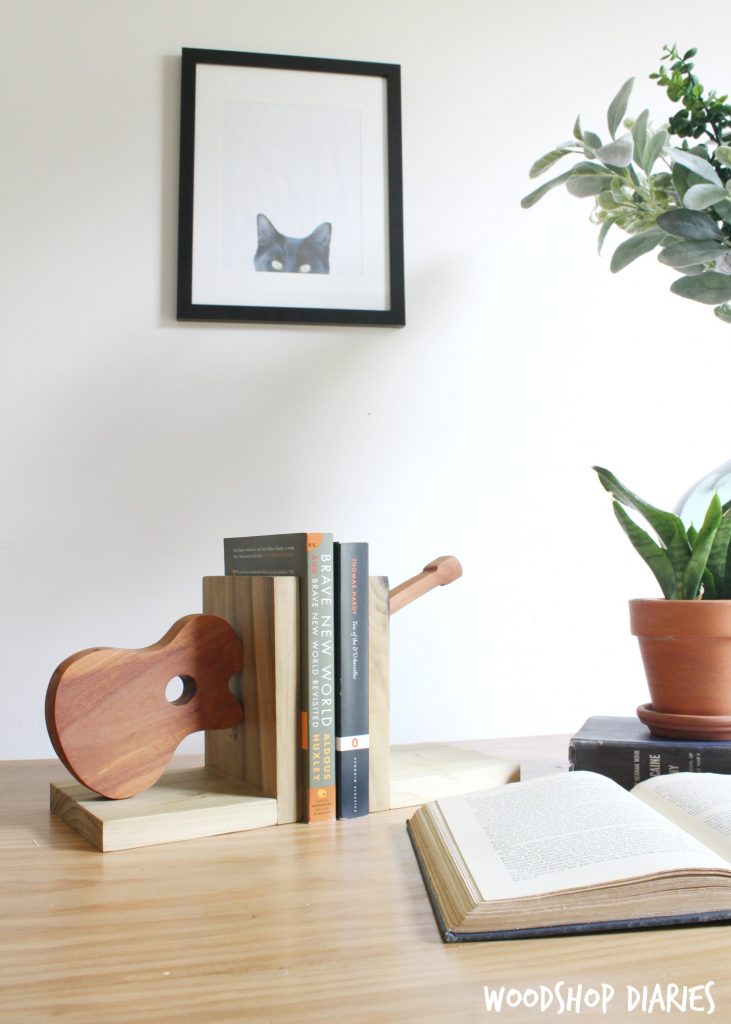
[569,715,731,790]
[224,533,335,822]
[408,770,731,942]
[334,542,369,818]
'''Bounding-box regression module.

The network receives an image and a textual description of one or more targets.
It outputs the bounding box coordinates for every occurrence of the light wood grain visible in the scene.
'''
[368,575,390,811]
[4,739,731,1024]
[202,576,300,823]
[388,742,519,809]
[389,555,463,615]
[50,767,277,851]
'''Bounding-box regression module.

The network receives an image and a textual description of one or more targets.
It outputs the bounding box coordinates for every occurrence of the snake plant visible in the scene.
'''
[594,466,731,599]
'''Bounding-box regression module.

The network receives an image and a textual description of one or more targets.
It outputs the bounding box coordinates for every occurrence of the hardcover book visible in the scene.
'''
[334,542,369,818]
[224,533,335,822]
[407,770,731,942]
[569,715,731,790]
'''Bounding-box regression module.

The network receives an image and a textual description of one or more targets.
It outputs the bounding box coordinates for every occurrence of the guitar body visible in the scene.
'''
[46,614,243,799]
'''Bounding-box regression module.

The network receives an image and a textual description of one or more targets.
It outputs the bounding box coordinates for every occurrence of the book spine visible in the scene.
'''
[334,543,369,818]
[569,737,731,790]
[302,534,336,822]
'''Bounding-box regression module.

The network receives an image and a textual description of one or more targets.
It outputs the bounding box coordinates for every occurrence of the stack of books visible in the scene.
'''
[223,533,369,822]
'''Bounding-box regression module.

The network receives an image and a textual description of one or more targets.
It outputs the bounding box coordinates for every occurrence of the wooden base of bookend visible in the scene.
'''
[389,743,520,809]
[202,575,300,824]
[50,766,277,852]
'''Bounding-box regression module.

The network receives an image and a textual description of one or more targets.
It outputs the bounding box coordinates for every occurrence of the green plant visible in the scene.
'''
[523,46,731,324]
[652,45,731,148]
[594,466,731,599]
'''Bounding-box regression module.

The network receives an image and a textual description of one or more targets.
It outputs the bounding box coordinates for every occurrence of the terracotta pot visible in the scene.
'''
[630,599,731,739]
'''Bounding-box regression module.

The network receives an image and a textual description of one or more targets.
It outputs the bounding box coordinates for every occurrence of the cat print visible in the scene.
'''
[254,214,332,274]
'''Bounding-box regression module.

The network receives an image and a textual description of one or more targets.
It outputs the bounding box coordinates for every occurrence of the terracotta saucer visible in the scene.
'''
[637,703,731,741]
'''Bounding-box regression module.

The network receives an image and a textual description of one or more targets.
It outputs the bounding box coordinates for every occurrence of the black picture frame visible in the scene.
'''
[176,47,405,327]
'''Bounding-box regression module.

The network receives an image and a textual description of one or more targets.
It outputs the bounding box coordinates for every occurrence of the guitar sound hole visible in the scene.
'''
[165,675,197,706]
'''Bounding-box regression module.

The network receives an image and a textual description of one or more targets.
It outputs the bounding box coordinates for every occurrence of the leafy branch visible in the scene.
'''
[651,45,731,150]
[523,47,731,325]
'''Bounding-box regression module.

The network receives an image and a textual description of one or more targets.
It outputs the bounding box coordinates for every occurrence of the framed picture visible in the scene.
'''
[176,48,405,327]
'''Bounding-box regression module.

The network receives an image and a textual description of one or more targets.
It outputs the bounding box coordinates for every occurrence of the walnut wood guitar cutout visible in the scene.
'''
[46,615,243,799]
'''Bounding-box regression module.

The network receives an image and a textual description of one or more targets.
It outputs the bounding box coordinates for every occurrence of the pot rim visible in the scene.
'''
[630,597,731,638]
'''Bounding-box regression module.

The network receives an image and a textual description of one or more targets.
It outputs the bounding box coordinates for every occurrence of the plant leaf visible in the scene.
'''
[607,77,634,139]
[656,209,723,240]
[658,239,724,267]
[670,272,731,304]
[683,183,729,210]
[612,503,679,599]
[569,161,615,175]
[715,302,731,323]
[707,506,731,596]
[716,146,731,169]
[713,199,731,225]
[529,147,575,179]
[593,466,687,548]
[596,135,634,167]
[520,169,575,209]
[672,163,690,200]
[566,175,612,197]
[610,228,666,273]
[631,109,649,165]
[597,219,613,254]
[684,494,722,599]
[642,129,668,173]
[667,148,723,186]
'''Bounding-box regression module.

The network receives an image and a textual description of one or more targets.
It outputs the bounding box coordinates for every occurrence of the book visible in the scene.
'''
[570,715,731,790]
[334,542,369,818]
[223,533,335,823]
[407,770,731,942]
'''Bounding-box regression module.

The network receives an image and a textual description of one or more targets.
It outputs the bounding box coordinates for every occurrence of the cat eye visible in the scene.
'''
[271,260,283,271]
[299,264,311,273]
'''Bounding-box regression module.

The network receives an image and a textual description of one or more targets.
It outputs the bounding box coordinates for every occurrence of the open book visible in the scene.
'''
[407,770,731,942]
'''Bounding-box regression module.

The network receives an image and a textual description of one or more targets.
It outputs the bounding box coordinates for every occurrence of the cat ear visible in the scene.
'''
[256,214,279,243]
[309,222,332,248]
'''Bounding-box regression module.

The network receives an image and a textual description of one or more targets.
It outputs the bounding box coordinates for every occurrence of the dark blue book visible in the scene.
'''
[334,542,369,818]
[570,715,731,790]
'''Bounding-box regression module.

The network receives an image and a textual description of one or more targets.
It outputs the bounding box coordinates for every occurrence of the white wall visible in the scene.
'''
[3,0,731,758]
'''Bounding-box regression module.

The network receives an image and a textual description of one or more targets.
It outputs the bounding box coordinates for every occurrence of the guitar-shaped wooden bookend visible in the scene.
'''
[389,555,463,615]
[46,614,243,799]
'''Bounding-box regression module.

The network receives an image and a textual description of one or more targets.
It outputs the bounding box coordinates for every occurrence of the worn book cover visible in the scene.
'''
[334,542,369,818]
[224,533,335,822]
[570,715,731,790]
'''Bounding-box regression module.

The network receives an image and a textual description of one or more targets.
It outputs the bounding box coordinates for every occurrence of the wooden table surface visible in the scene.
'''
[2,736,730,1023]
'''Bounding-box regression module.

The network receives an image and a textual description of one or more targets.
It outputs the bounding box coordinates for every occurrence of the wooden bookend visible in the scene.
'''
[46,614,244,799]
[202,576,300,824]
[368,576,391,812]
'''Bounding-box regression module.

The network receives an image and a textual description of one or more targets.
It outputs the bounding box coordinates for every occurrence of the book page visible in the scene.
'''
[633,772,731,862]
[435,771,728,901]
